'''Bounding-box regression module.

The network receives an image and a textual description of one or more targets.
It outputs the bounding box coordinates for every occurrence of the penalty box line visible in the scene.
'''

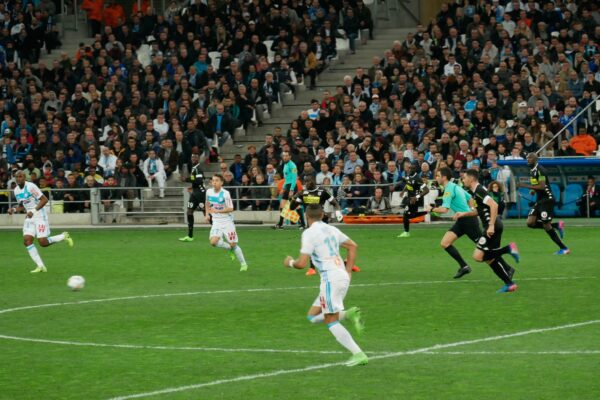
[107,319,600,400]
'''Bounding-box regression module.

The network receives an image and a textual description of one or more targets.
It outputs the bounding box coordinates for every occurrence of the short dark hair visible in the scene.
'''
[438,166,453,181]
[305,204,324,220]
[465,169,480,180]
[213,174,224,182]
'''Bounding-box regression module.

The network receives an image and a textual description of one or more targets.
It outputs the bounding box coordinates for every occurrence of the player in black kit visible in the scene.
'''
[397,164,429,238]
[461,169,521,293]
[520,153,569,255]
[179,153,207,242]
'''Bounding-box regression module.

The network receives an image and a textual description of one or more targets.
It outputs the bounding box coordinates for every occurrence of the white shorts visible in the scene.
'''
[312,278,349,314]
[209,221,238,243]
[23,215,51,239]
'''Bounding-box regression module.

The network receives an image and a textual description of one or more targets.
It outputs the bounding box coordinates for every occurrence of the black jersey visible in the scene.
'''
[529,163,553,201]
[467,184,493,228]
[188,164,206,191]
[402,173,427,197]
[291,187,334,208]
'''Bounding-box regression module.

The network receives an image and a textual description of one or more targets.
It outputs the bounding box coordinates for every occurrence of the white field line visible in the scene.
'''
[420,350,600,355]
[107,319,600,400]
[0,334,391,355]
[0,276,594,316]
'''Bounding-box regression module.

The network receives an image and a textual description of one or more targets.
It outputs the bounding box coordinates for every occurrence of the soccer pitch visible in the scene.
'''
[1,223,599,399]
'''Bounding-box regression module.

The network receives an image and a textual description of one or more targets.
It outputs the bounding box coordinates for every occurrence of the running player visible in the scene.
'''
[397,164,429,238]
[179,153,207,242]
[274,151,299,229]
[461,169,520,293]
[8,170,73,273]
[205,174,248,271]
[283,204,367,366]
[289,176,359,276]
[520,153,569,255]
[426,167,481,279]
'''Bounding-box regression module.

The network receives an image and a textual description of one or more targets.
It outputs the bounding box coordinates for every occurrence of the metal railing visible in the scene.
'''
[537,94,600,155]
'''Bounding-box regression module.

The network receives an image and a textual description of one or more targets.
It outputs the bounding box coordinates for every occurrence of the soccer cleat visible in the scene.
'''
[346,351,369,367]
[497,283,518,293]
[63,232,74,247]
[345,307,365,335]
[557,220,565,239]
[397,232,411,238]
[30,266,47,273]
[305,268,317,276]
[240,263,248,272]
[178,236,194,242]
[509,242,520,263]
[272,224,283,230]
[554,248,571,256]
[352,265,361,272]
[453,266,472,279]
[507,266,516,281]
[299,225,305,231]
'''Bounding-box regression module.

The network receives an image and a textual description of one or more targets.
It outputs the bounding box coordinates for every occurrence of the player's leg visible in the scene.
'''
[23,219,46,273]
[209,226,230,249]
[224,223,248,271]
[441,228,471,278]
[156,173,166,197]
[180,193,199,241]
[322,280,367,365]
[539,204,569,253]
[297,205,306,229]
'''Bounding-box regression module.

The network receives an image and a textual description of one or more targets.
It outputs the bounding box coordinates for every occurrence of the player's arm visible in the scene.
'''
[325,192,344,221]
[341,238,357,274]
[284,253,311,269]
[520,175,546,190]
[204,198,211,222]
[453,198,477,220]
[483,195,498,236]
[28,186,48,218]
[8,202,24,215]
[418,183,430,199]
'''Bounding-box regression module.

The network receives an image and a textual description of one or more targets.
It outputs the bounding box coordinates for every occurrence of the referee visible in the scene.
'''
[426,167,481,279]
[275,151,298,229]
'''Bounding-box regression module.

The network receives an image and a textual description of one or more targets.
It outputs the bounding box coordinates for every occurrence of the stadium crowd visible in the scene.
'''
[0,0,600,215]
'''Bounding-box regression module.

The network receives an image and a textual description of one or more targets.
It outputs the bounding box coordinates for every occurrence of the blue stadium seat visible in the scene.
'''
[556,184,583,217]
[550,183,562,214]
[508,187,536,218]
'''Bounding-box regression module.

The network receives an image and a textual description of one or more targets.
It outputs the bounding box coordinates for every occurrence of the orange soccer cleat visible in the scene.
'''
[352,265,361,272]
[305,268,317,276]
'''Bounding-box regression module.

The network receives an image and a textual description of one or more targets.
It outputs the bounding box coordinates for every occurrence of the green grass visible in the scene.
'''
[0,224,599,400]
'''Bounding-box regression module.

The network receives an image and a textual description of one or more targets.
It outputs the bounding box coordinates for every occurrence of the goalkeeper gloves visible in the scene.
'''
[335,210,343,222]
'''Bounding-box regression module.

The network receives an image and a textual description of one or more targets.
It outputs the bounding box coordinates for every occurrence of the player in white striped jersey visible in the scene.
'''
[8,171,73,273]
[205,174,248,271]
[283,204,368,366]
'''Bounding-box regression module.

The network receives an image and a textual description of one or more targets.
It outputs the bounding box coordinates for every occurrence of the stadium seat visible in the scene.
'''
[550,183,561,214]
[208,51,220,70]
[390,191,403,207]
[263,40,275,63]
[556,184,583,217]
[508,187,536,218]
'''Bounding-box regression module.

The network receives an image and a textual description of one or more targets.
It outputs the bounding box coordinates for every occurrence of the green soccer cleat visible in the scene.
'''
[240,263,248,272]
[178,236,194,242]
[346,351,368,367]
[345,307,365,335]
[63,232,73,247]
[397,232,410,238]
[30,266,47,273]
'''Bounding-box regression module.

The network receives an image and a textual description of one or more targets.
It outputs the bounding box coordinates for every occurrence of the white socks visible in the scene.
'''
[26,244,45,268]
[48,233,65,244]
[328,321,362,355]
[308,311,346,324]
[232,245,246,265]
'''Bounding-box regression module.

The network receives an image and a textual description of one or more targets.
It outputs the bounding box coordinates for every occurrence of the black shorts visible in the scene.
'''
[282,183,292,200]
[449,216,482,243]
[477,220,504,260]
[528,199,554,222]
[188,189,206,210]
[403,204,419,216]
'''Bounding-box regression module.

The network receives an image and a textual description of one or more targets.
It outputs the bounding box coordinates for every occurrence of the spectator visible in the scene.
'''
[579,176,600,217]
[366,187,391,214]
[63,173,84,213]
[250,174,271,211]
[142,149,166,198]
[570,127,597,156]
[101,175,121,223]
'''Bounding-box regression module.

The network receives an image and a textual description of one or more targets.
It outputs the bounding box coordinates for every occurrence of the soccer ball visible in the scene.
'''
[67,275,85,291]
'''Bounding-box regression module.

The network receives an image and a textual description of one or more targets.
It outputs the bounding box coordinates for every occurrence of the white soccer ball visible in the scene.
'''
[67,275,85,291]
